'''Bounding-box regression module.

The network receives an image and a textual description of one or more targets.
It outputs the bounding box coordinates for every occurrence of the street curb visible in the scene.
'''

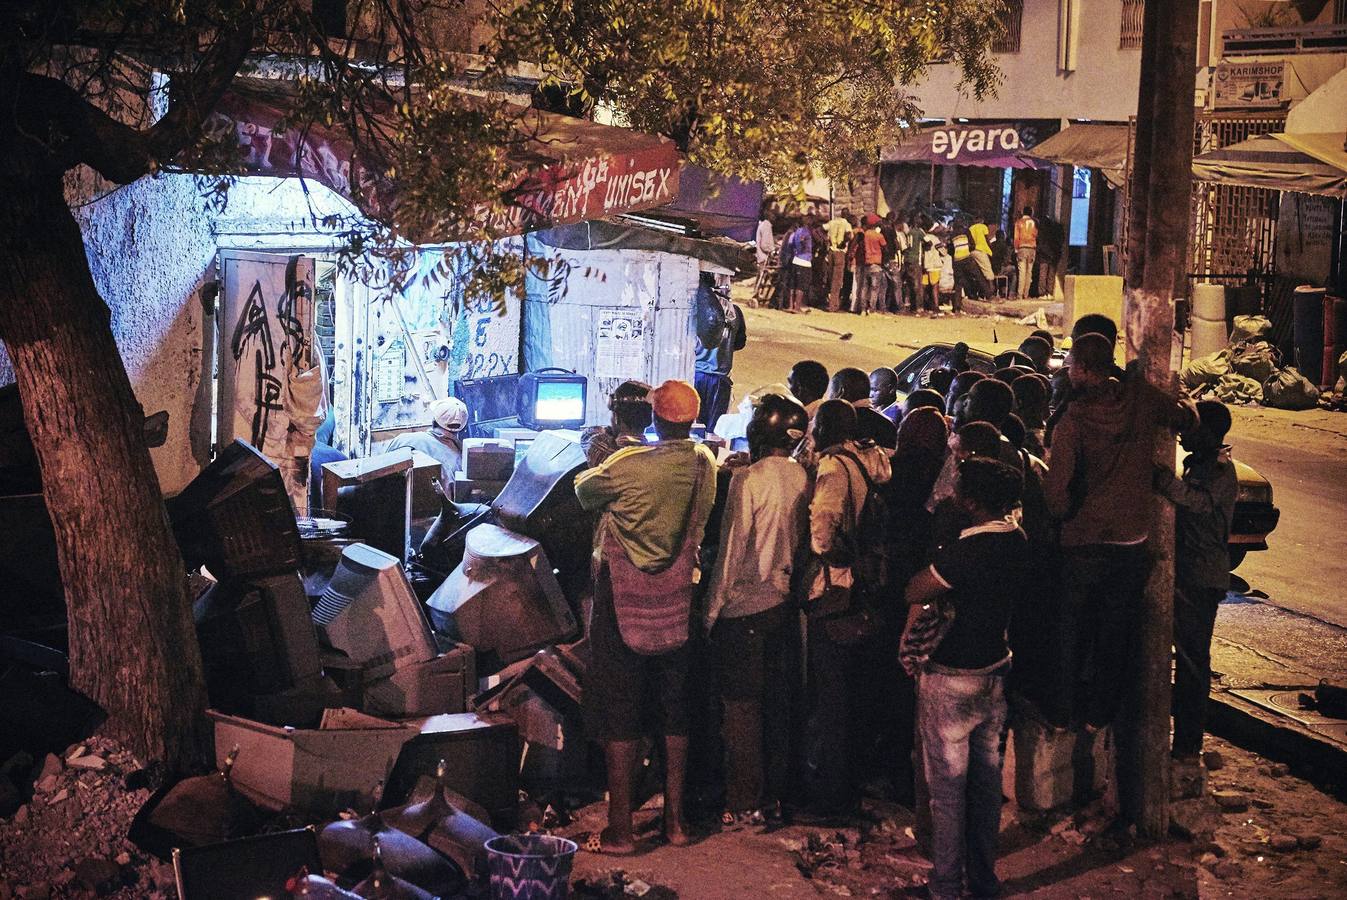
[1207,690,1347,800]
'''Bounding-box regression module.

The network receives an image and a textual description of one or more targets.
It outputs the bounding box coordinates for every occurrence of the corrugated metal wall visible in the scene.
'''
[523,238,698,427]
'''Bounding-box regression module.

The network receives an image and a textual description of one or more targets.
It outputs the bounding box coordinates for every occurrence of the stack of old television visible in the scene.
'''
[168,376,594,864]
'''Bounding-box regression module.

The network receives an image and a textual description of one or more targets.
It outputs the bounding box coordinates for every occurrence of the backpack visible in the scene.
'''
[823,448,892,601]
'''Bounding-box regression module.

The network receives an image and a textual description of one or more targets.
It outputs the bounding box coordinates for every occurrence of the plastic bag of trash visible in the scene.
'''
[1230,315,1272,344]
[1262,368,1321,410]
[1230,340,1279,384]
[1211,373,1263,405]
[1181,349,1231,389]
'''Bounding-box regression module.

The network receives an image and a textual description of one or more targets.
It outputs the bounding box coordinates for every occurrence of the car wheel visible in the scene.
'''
[1228,547,1248,571]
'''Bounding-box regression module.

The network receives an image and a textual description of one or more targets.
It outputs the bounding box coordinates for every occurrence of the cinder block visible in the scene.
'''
[1011,716,1110,812]
[1064,275,1124,345]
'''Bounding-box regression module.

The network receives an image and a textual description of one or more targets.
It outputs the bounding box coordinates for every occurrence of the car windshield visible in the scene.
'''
[895,346,995,396]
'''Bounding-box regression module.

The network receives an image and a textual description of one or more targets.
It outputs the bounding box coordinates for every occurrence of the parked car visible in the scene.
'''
[892,343,1279,570]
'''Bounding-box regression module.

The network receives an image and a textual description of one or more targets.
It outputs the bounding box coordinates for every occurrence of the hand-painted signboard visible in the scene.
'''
[206,85,680,241]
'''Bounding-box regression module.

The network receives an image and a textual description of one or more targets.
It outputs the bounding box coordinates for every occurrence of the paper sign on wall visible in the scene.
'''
[596,309,647,379]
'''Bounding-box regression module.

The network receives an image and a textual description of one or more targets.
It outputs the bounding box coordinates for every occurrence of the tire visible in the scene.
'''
[1228,547,1248,571]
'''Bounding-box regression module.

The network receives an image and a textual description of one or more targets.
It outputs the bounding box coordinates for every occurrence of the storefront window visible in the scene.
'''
[1070,168,1091,246]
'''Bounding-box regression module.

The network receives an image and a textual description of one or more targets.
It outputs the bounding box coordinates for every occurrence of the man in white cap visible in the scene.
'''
[379,397,471,559]
[379,396,470,488]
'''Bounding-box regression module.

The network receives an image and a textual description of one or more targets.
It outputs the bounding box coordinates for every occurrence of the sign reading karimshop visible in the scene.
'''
[1213,62,1287,110]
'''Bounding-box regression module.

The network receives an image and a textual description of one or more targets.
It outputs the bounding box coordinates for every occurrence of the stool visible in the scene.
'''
[994,275,1010,298]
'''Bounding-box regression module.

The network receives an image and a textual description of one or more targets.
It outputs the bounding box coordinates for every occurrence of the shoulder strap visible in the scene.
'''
[834,448,880,494]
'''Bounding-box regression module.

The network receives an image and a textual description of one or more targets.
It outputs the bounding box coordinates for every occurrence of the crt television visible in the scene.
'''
[516,370,586,430]
[168,439,302,580]
[311,543,436,682]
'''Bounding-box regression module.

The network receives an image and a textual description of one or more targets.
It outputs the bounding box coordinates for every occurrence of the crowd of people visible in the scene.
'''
[572,312,1236,900]
[755,204,1068,314]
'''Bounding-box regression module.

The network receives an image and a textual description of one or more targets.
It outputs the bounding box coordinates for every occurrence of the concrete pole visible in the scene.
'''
[1119,0,1200,839]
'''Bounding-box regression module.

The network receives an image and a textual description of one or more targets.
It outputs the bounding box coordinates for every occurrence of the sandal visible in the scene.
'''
[584,829,637,856]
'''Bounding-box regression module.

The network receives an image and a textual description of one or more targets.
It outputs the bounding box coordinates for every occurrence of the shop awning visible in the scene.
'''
[531,219,755,274]
[208,80,682,240]
[1017,124,1130,188]
[1191,132,1347,198]
[879,121,1060,168]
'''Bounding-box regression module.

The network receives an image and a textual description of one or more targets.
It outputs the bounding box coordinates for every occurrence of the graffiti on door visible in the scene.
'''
[228,256,310,454]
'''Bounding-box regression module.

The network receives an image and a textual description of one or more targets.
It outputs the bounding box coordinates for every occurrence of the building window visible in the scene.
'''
[1120,0,1145,49]
[994,0,1024,53]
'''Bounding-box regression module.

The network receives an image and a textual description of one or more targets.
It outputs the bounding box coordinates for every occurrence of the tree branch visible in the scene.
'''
[15,14,255,184]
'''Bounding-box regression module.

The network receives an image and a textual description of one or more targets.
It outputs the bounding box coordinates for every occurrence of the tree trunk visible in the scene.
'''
[1119,0,1200,839]
[0,158,210,773]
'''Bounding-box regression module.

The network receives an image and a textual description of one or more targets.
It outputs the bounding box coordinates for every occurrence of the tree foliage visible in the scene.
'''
[489,0,1005,185]
[0,0,1003,768]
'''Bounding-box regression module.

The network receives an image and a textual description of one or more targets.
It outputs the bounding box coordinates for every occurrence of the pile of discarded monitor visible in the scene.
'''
[139,433,597,898]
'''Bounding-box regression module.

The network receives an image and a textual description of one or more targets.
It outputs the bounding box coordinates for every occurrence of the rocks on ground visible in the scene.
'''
[0,736,167,900]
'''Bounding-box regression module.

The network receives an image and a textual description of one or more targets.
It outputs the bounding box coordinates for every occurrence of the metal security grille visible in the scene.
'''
[1120,113,1284,287]
[1190,114,1284,281]
[1120,0,1145,49]
[995,0,1024,53]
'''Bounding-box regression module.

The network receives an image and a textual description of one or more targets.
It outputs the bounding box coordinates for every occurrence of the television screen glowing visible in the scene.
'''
[535,381,585,423]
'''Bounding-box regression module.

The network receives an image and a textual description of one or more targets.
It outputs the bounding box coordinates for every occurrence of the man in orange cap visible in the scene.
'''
[574,378,717,853]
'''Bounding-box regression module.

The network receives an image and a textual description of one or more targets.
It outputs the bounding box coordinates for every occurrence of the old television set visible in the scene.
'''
[516,370,587,431]
[193,573,327,720]
[168,440,302,580]
[311,543,436,682]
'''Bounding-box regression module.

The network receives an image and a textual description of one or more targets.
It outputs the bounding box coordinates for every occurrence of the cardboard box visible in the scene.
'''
[463,440,515,481]
[210,707,416,815]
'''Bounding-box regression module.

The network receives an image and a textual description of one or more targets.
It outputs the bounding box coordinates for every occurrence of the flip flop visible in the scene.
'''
[584,830,637,856]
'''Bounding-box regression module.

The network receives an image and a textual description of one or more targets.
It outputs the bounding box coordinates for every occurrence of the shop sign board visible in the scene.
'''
[1212,61,1287,110]
[881,120,1060,167]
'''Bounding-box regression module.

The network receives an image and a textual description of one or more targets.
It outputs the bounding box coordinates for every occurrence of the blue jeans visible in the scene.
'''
[853,263,885,313]
[694,370,733,433]
[917,661,1009,900]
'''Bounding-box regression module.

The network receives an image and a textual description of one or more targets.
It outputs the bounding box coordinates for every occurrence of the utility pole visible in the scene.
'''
[1120,0,1201,838]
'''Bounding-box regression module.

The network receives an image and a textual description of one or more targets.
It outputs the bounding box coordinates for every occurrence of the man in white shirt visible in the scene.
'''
[755,208,776,269]
[704,394,810,826]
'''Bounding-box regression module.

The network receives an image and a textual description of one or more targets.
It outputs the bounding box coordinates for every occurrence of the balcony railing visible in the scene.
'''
[994,0,1024,54]
[1222,23,1347,56]
[1120,0,1145,50]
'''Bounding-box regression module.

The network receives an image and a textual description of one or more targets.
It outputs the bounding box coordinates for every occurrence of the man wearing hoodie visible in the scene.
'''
[1153,400,1237,764]
[1042,332,1196,729]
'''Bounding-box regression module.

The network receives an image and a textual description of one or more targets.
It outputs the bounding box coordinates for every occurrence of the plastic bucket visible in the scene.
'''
[485,834,578,900]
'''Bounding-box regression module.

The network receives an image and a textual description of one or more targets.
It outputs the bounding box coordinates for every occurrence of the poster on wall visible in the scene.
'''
[596,308,647,379]
[1275,193,1335,285]
[1212,62,1287,110]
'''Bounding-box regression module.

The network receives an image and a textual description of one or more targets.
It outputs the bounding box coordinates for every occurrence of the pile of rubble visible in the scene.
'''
[0,738,173,900]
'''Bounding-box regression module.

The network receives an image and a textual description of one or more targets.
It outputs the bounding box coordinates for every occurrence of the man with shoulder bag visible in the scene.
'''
[575,380,717,854]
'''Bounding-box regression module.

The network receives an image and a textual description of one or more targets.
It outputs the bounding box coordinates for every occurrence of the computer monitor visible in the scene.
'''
[516,372,586,430]
[193,572,325,718]
[168,439,302,580]
[311,543,436,682]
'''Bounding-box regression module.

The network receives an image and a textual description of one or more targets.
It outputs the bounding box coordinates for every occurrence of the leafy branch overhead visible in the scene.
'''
[488,0,1005,185]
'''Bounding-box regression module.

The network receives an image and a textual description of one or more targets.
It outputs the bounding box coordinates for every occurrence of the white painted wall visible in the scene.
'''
[1286,65,1347,132]
[907,0,1142,122]
[0,169,220,494]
